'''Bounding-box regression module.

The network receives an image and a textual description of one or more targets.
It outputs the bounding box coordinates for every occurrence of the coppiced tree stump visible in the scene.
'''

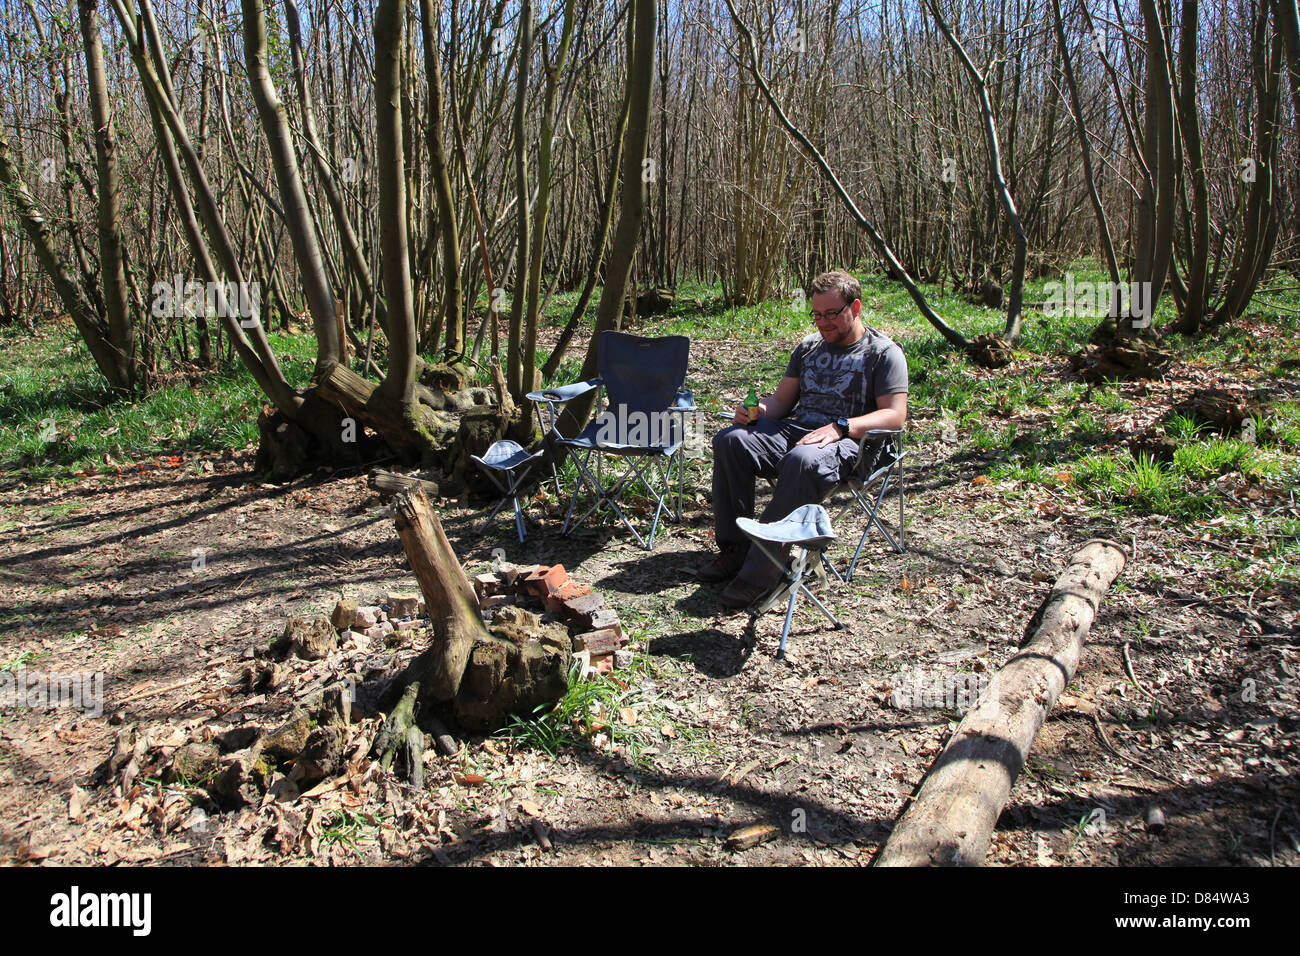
[374,489,571,770]
[255,358,523,484]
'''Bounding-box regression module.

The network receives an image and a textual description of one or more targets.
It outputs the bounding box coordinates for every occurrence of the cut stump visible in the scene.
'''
[375,490,572,770]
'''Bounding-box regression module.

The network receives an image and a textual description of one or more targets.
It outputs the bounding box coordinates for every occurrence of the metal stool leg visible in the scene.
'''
[512,491,526,543]
[775,580,801,660]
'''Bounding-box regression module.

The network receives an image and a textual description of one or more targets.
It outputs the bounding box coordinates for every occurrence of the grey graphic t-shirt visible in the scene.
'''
[783,327,908,428]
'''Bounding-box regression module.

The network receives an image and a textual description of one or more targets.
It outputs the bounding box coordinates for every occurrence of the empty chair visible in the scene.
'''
[528,331,694,550]
[737,504,844,660]
[471,439,547,543]
[823,428,906,582]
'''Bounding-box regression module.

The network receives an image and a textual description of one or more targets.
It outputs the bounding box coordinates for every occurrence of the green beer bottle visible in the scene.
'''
[744,386,759,424]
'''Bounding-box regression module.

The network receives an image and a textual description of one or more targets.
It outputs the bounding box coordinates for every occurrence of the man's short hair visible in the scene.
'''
[810,270,861,307]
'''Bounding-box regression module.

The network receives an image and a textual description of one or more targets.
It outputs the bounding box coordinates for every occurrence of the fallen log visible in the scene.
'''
[876,538,1127,867]
[370,469,443,499]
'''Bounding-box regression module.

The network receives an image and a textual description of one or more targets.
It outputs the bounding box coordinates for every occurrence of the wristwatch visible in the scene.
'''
[834,417,850,438]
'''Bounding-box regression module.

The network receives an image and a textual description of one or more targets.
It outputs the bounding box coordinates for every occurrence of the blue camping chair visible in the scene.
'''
[528,331,694,550]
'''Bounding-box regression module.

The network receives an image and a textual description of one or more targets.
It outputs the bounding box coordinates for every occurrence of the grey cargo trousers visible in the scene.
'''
[711,417,860,586]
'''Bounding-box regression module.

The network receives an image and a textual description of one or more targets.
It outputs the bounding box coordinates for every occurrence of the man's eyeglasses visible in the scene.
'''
[810,303,851,323]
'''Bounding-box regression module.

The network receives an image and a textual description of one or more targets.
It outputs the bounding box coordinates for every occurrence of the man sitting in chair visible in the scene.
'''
[699,270,909,608]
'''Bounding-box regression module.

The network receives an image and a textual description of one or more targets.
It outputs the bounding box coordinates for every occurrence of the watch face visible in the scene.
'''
[836,418,849,435]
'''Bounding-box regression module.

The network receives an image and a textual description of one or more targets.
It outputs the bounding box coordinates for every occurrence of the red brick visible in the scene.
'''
[547,591,606,629]
[472,573,503,600]
[591,653,615,675]
[588,608,622,637]
[543,582,593,615]
[387,593,421,619]
[523,564,569,597]
[572,627,624,656]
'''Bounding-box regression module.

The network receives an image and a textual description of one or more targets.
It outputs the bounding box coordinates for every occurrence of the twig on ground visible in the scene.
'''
[1087,711,1180,785]
[1122,642,1155,699]
[116,675,203,705]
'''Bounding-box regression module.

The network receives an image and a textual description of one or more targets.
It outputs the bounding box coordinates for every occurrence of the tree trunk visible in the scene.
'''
[392,490,485,702]
[77,0,137,391]
[242,0,340,373]
[1174,0,1210,334]
[418,0,465,360]
[506,0,533,401]
[1277,0,1300,144]
[0,129,125,387]
[877,540,1127,867]
[1050,0,1120,290]
[1211,9,1284,327]
[1127,0,1176,336]
[523,0,578,401]
[542,78,631,380]
[373,0,419,404]
[110,0,301,416]
[722,0,970,353]
[284,0,388,344]
[374,491,571,759]
[559,0,656,436]
[929,1,1028,344]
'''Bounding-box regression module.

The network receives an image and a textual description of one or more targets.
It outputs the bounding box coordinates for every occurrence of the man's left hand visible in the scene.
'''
[796,424,845,448]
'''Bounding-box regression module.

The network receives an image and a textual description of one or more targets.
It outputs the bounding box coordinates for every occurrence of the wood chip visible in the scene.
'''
[726,823,780,851]
[531,819,552,851]
[67,785,86,823]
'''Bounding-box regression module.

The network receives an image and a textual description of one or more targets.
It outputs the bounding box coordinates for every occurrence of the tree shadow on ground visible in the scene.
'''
[647,626,755,678]
[406,742,890,866]
[592,547,710,596]
[0,467,404,636]
[994,767,1300,866]
[0,379,117,422]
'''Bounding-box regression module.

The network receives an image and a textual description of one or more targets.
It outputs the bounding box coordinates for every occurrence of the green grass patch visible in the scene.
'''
[0,323,319,478]
[495,654,690,765]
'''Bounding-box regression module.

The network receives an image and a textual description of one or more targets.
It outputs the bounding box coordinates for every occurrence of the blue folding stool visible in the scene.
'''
[736,504,845,660]
[471,440,547,543]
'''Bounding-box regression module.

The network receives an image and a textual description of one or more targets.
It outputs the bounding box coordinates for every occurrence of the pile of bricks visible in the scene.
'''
[330,593,427,648]
[473,563,630,677]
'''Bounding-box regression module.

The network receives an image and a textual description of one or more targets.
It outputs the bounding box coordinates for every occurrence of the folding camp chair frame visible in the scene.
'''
[738,504,844,661]
[559,424,686,550]
[471,441,546,544]
[526,333,694,551]
[823,428,906,583]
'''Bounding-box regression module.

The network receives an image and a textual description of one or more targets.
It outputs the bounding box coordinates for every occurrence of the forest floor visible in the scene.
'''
[1,283,1298,867]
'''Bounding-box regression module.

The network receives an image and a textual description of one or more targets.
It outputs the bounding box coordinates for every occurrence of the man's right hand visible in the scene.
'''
[733,403,759,425]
